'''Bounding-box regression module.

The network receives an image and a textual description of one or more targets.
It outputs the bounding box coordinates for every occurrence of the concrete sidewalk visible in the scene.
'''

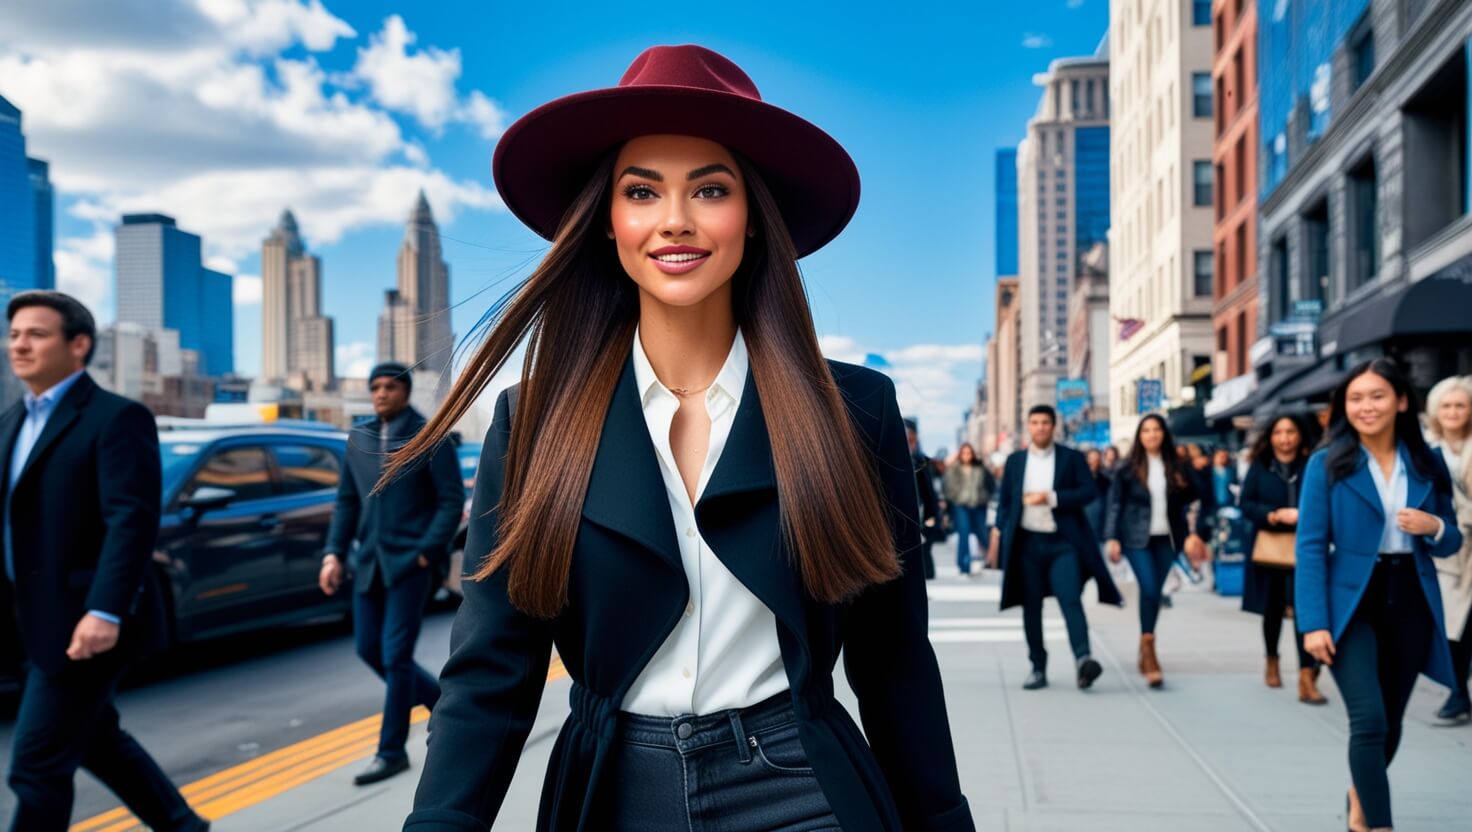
[207,543,1472,830]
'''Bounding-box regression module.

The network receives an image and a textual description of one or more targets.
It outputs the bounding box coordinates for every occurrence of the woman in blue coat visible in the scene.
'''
[1297,359,1462,831]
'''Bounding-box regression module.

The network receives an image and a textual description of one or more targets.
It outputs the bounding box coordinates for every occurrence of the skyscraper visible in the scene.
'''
[261,210,335,390]
[380,191,453,413]
[27,158,53,291]
[1016,54,1111,415]
[0,94,38,304]
[1108,1,1217,442]
[995,149,1019,278]
[114,214,235,377]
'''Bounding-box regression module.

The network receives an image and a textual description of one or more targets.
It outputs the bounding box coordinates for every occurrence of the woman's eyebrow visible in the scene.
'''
[687,163,735,180]
[618,165,662,181]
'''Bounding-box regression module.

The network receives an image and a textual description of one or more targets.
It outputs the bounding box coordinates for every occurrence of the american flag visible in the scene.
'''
[1115,317,1145,342]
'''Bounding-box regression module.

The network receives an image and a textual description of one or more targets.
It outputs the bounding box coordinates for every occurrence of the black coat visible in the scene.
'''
[0,373,167,676]
[1103,459,1214,551]
[1238,457,1305,616]
[995,445,1122,611]
[913,451,943,543]
[1083,470,1111,543]
[325,407,465,594]
[405,359,973,832]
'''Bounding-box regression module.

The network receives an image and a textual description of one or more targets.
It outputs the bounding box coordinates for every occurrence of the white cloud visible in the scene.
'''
[0,1,510,316]
[1022,33,1054,49]
[54,235,111,318]
[819,335,984,454]
[350,16,510,138]
[205,255,238,273]
[234,274,262,305]
[335,340,375,378]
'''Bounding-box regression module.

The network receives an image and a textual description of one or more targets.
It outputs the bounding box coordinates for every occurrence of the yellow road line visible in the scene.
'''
[71,658,568,832]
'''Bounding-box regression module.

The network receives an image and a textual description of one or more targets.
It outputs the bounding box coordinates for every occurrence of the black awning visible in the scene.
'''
[1279,359,1344,403]
[1319,273,1472,354]
[1210,362,1315,421]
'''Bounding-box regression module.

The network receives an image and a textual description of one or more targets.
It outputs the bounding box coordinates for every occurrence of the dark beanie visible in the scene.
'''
[369,362,412,391]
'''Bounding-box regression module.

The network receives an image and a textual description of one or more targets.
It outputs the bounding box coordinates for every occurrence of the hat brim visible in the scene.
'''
[492,86,860,259]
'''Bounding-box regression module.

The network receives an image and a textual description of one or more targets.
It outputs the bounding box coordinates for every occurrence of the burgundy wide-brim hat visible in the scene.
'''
[492,44,860,258]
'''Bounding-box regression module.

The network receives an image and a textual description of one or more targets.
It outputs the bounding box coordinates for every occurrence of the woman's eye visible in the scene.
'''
[624,184,657,200]
[694,184,728,199]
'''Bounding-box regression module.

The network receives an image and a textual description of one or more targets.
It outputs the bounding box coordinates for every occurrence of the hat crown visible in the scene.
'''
[618,45,762,101]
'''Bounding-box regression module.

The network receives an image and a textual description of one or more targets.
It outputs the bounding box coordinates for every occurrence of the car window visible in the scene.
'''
[274,444,342,495]
[183,446,274,503]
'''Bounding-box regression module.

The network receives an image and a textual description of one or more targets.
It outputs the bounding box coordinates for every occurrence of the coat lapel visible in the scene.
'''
[1344,454,1386,521]
[14,374,92,490]
[1402,443,1431,510]
[580,356,682,572]
[695,369,807,645]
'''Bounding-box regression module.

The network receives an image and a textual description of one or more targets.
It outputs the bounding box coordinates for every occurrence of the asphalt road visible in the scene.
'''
[0,608,457,823]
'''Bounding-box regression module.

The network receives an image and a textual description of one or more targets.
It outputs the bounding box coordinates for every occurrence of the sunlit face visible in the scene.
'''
[1028,414,1055,448]
[1437,389,1471,436]
[9,305,89,389]
[1270,417,1302,458]
[1138,418,1165,454]
[959,444,976,464]
[1344,371,1406,439]
[610,135,749,311]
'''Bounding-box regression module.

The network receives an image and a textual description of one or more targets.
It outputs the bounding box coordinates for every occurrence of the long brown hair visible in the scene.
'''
[1127,413,1191,491]
[379,149,901,618]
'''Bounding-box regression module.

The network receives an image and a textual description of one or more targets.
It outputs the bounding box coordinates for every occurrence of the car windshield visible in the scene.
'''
[160,440,205,492]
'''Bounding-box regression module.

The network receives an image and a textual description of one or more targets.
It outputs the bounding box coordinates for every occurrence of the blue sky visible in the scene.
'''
[2,0,1109,448]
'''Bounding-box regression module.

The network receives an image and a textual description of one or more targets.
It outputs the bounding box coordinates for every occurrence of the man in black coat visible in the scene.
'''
[906,419,942,579]
[322,362,464,785]
[989,405,1121,691]
[0,292,207,831]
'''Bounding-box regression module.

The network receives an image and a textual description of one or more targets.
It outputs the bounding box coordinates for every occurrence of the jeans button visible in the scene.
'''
[676,722,693,740]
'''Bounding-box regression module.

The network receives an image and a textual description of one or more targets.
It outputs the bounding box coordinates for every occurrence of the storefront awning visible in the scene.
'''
[1208,362,1316,422]
[1278,359,1344,404]
[1318,273,1472,355]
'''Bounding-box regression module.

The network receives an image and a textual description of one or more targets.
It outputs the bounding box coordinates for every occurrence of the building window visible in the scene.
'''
[1235,311,1248,377]
[1215,162,1226,220]
[1216,244,1227,297]
[1192,72,1212,118]
[1402,42,1469,249]
[1303,199,1330,304]
[1349,153,1380,291]
[1193,0,1211,26]
[1351,24,1376,92]
[1193,161,1213,206]
[1193,250,1214,297]
[1215,75,1226,135]
[1235,221,1248,288]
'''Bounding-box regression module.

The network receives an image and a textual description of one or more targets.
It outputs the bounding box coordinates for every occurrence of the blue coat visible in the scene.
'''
[1294,445,1463,687]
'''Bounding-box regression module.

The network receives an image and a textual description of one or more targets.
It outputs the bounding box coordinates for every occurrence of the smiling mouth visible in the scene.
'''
[650,252,709,263]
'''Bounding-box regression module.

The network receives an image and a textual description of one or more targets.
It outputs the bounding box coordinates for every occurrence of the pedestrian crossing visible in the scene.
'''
[925,580,1067,644]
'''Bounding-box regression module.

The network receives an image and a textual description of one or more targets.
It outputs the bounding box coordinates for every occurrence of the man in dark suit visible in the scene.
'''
[321,362,464,785]
[990,404,1122,691]
[1,291,207,831]
[906,419,942,579]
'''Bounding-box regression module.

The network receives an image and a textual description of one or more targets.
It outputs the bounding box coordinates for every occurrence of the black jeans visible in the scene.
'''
[1018,530,1092,671]
[1259,567,1315,669]
[7,657,196,831]
[1449,609,1472,703]
[353,566,441,757]
[1123,535,1174,635]
[1328,556,1433,829]
[607,692,839,831]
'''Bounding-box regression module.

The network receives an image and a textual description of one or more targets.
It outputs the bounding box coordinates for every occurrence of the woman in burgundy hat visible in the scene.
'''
[387,45,974,832]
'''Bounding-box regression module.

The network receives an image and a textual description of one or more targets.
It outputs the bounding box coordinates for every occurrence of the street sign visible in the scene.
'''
[1136,378,1163,414]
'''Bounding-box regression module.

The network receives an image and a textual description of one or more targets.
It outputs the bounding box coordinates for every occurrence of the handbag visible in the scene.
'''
[1252,530,1296,569]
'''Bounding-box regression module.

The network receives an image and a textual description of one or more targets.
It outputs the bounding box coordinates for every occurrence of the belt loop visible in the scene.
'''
[728,711,751,764]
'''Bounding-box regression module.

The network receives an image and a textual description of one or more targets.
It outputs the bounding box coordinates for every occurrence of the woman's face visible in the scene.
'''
[610,135,749,311]
[959,445,976,464]
[1344,370,1406,440]
[1138,419,1165,453]
[1270,418,1302,458]
[1086,449,1101,471]
[1104,447,1120,465]
[1437,389,1471,436]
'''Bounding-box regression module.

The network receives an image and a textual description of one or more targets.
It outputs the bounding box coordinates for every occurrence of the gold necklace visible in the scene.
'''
[668,382,713,398]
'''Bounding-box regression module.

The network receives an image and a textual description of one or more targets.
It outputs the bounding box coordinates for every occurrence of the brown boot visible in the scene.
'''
[1265,656,1282,688]
[1299,667,1329,705]
[1140,634,1163,688]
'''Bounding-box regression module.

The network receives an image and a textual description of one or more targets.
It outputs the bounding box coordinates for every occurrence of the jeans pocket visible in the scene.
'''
[749,724,815,776]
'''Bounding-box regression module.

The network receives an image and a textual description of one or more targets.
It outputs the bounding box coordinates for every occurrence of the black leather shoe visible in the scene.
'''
[1436,694,1471,724]
[353,754,410,785]
[1076,656,1103,689]
[1022,670,1048,690]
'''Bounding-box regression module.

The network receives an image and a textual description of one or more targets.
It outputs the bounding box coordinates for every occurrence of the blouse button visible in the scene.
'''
[685,600,694,617]
[681,667,692,680]
[685,526,696,538]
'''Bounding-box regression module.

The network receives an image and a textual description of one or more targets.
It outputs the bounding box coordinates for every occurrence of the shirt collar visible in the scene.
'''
[1028,443,1055,459]
[631,327,748,411]
[25,369,85,412]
